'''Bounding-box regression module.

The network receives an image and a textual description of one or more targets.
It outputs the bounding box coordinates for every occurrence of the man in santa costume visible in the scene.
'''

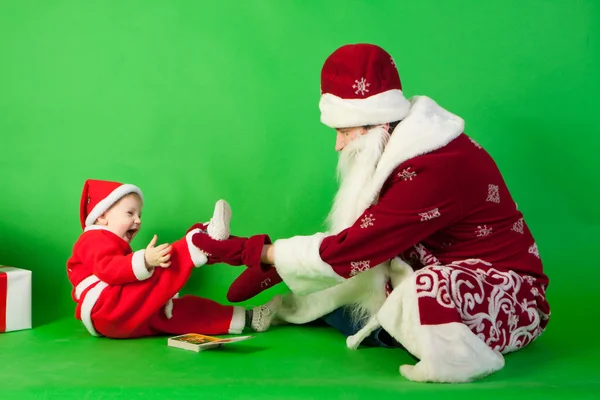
[193,43,551,383]
[66,179,281,339]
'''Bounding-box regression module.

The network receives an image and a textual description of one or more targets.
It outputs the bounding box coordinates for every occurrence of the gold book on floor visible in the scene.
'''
[167,333,254,352]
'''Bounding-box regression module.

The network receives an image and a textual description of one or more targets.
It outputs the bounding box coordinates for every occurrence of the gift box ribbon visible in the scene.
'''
[0,271,6,332]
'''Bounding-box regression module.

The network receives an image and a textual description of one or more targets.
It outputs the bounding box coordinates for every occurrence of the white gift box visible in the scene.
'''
[0,266,32,333]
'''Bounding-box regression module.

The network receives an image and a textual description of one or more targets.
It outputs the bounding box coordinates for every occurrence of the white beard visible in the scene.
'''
[326,126,390,234]
[324,126,391,326]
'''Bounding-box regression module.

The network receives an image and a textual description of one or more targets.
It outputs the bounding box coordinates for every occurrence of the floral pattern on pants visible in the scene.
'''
[414,259,550,354]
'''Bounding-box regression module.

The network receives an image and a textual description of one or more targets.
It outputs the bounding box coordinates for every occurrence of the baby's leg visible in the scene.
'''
[145,294,283,336]
[147,295,247,336]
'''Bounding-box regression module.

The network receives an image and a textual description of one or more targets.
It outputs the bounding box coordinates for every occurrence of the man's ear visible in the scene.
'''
[96,213,108,226]
[359,126,370,136]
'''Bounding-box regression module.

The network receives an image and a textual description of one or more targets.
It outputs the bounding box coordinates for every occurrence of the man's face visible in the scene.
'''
[334,126,368,152]
[335,125,390,179]
[327,124,391,233]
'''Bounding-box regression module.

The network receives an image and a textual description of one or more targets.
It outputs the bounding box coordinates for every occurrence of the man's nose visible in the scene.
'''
[335,132,346,151]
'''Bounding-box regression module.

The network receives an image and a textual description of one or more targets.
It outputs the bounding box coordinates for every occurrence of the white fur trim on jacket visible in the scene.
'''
[376,273,504,383]
[319,89,411,129]
[74,275,100,300]
[132,249,154,280]
[79,280,108,337]
[276,263,390,324]
[85,184,144,227]
[273,233,346,295]
[185,228,209,267]
[351,96,464,220]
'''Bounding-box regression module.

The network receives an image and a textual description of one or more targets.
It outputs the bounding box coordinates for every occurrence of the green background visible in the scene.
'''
[1,1,598,399]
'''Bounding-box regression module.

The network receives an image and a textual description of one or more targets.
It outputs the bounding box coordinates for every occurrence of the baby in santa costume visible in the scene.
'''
[66,179,281,339]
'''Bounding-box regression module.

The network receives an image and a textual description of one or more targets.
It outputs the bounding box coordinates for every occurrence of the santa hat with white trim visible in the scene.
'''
[79,179,144,229]
[319,43,411,128]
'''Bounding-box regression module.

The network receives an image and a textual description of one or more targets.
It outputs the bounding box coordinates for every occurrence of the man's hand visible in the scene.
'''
[144,234,172,269]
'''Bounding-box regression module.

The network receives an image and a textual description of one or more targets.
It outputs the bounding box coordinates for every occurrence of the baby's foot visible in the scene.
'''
[250,295,282,332]
[206,200,232,240]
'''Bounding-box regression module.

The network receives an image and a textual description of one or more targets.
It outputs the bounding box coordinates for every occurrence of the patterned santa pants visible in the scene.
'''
[413,259,550,354]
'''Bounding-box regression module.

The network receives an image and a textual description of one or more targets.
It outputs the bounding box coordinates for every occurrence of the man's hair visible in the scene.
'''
[363,120,401,133]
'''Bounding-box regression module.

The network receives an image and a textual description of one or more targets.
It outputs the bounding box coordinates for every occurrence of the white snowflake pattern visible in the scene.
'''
[419,208,441,221]
[350,260,371,277]
[475,225,493,237]
[529,243,540,258]
[522,275,536,285]
[398,167,417,181]
[530,287,539,297]
[413,243,441,267]
[511,218,524,234]
[519,298,531,311]
[486,184,500,204]
[469,137,483,149]
[352,77,370,96]
[507,313,519,330]
[390,56,397,68]
[360,213,375,229]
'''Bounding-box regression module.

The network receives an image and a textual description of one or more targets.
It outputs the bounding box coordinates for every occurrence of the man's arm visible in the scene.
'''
[270,161,463,294]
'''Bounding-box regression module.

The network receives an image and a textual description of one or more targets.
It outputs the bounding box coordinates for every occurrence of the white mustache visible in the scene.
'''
[327,126,390,234]
[337,127,390,181]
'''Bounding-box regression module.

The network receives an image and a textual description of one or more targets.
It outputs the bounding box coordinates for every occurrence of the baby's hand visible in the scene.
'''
[144,234,172,269]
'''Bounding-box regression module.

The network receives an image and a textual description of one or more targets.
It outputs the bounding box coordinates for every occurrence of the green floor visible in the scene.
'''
[2,299,598,400]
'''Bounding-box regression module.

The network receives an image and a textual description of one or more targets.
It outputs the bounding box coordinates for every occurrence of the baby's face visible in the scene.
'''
[99,194,143,243]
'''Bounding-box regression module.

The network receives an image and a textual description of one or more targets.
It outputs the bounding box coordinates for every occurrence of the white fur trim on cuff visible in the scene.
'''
[85,184,144,227]
[185,228,209,267]
[319,89,411,128]
[273,233,346,295]
[132,249,154,280]
[229,306,245,334]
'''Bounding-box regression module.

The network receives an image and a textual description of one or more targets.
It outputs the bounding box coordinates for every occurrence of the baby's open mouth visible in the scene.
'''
[126,229,138,240]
